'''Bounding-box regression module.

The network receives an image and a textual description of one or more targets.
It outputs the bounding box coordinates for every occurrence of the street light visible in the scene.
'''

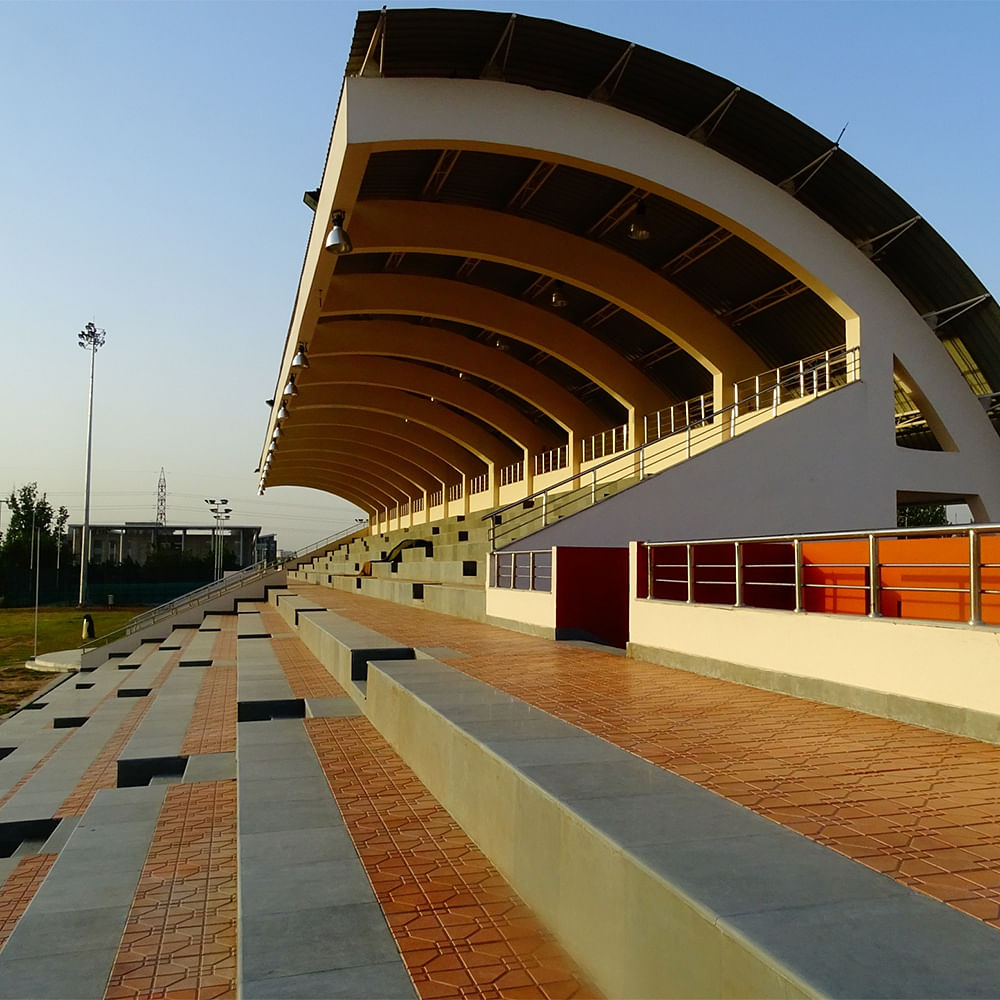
[78,322,106,607]
[204,498,231,581]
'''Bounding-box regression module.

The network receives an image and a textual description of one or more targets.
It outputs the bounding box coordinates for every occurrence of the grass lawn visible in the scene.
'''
[0,606,148,713]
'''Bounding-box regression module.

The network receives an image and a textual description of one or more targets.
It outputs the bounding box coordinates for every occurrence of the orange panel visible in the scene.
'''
[880,538,968,623]
[801,541,868,615]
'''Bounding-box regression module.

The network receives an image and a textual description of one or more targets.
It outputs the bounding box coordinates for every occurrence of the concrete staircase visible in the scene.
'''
[288,514,491,621]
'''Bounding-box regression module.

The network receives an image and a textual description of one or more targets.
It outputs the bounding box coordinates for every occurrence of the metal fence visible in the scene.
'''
[643,523,1000,627]
[491,550,552,592]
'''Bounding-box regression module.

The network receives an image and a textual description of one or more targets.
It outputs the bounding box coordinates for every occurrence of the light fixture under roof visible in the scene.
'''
[550,281,568,308]
[292,343,309,369]
[277,404,288,420]
[283,375,298,397]
[324,210,353,255]
[627,200,650,241]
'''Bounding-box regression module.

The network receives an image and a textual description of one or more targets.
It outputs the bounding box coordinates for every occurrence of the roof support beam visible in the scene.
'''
[270,468,403,509]
[277,412,486,477]
[506,161,557,211]
[588,42,635,102]
[311,318,603,434]
[346,200,765,384]
[275,458,421,501]
[778,144,839,196]
[278,431,453,485]
[297,356,560,453]
[854,216,921,260]
[922,294,992,331]
[687,86,740,143]
[481,13,517,80]
[661,226,734,276]
[289,385,521,466]
[319,271,669,416]
[722,279,807,325]
[277,445,442,492]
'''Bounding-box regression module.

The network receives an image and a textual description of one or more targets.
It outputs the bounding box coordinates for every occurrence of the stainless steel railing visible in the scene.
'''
[491,549,552,592]
[486,346,859,549]
[643,522,1000,627]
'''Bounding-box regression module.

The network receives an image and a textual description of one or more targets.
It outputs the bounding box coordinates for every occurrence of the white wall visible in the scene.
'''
[506,384,888,548]
[343,76,1000,529]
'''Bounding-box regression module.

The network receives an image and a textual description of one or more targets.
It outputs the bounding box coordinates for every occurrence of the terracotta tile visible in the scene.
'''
[289,583,1000,934]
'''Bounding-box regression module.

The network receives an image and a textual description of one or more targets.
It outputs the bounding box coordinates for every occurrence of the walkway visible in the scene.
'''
[290,583,1000,929]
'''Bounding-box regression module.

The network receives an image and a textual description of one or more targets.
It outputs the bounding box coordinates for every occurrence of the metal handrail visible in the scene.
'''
[644,522,1000,627]
[486,346,859,547]
[491,549,552,592]
[80,520,368,653]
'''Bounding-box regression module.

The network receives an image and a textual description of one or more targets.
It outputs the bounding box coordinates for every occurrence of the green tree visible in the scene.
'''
[0,484,71,605]
[897,502,948,528]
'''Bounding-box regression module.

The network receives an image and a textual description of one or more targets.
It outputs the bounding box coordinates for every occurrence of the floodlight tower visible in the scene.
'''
[78,322,106,607]
[204,498,232,581]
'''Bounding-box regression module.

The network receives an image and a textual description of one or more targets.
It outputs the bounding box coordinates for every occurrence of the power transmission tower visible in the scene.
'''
[156,468,167,526]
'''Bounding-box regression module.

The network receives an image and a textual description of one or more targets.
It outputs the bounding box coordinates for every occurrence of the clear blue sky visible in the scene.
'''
[1,1,998,551]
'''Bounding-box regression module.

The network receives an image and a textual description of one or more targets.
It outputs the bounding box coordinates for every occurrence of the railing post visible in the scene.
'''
[799,359,805,396]
[591,470,597,504]
[868,533,881,618]
[541,491,548,527]
[793,537,803,612]
[824,349,831,391]
[733,541,743,608]
[686,544,695,603]
[686,425,692,458]
[643,413,648,445]
[639,445,645,478]
[529,550,535,592]
[647,544,654,600]
[969,528,982,625]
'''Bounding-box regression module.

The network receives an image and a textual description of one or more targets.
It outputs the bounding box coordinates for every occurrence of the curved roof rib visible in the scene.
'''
[260,7,999,508]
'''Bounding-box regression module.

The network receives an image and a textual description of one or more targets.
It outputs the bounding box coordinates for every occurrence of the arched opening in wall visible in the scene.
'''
[895,491,981,528]
[896,493,950,528]
[893,357,958,452]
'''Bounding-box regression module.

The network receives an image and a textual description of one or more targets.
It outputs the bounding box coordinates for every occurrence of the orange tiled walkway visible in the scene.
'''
[180,623,238,756]
[104,781,238,1000]
[0,855,56,950]
[291,583,1000,929]
[308,716,599,1000]
[256,603,349,698]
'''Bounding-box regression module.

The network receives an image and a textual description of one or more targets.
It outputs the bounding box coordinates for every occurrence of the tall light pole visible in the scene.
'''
[78,322,106,607]
[204,499,231,582]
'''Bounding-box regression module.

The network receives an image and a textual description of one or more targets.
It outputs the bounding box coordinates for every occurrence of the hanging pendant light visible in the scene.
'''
[628,201,650,241]
[324,211,353,254]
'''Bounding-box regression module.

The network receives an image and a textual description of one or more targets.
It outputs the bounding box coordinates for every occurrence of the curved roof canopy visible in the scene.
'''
[260,7,998,511]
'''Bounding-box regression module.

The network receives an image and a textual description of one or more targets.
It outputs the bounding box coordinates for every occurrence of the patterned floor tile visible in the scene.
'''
[104,781,238,1000]
[291,583,1000,931]
[308,716,600,1000]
